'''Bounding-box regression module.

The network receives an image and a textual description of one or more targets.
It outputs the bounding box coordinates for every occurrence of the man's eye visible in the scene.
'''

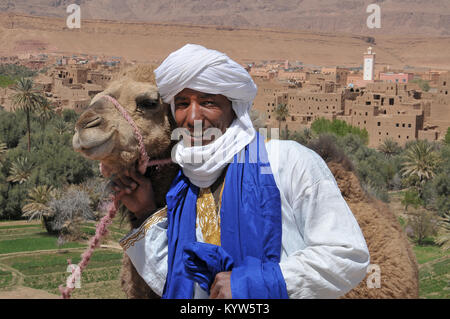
[202,100,215,107]
[175,102,189,109]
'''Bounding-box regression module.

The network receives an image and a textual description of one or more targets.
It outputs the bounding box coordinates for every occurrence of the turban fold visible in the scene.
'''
[154,44,258,188]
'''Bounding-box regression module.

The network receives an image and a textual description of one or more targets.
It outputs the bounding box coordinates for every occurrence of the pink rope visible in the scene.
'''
[59,95,172,299]
[102,95,149,174]
[59,195,118,299]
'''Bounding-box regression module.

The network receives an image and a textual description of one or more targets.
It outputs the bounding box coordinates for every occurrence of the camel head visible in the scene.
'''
[73,65,175,177]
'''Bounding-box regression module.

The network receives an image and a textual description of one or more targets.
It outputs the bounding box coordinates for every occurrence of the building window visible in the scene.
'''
[396,123,399,127]
[377,122,381,126]
[398,135,401,139]
[402,123,405,127]
[408,123,411,128]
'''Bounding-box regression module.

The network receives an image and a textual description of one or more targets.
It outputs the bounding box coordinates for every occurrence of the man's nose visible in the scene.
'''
[186,101,203,129]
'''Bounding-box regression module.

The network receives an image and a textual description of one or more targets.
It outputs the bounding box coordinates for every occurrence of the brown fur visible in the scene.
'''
[327,162,419,298]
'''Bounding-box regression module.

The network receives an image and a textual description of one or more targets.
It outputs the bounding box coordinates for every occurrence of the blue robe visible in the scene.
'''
[162,133,288,299]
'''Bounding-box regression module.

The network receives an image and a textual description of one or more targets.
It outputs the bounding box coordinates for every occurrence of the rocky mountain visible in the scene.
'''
[0,0,449,36]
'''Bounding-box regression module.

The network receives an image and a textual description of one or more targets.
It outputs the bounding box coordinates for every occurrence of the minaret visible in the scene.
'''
[363,47,376,81]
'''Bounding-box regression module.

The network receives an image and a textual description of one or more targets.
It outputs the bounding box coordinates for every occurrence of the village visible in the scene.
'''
[0,47,449,149]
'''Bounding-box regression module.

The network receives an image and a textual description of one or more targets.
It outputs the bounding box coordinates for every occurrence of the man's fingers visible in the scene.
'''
[209,274,220,299]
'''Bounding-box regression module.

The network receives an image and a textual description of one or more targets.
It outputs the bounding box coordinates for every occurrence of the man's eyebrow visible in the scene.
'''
[174,96,188,102]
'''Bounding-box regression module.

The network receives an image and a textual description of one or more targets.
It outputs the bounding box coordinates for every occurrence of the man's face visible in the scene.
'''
[174,88,236,146]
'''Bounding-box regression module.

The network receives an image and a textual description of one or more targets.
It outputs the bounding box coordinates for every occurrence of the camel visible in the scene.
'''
[73,64,179,298]
[307,138,419,298]
[73,65,419,299]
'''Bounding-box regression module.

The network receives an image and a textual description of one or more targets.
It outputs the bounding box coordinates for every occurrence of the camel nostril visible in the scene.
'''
[84,117,103,129]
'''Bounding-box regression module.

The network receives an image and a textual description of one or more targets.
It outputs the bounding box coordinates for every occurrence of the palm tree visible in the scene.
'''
[53,118,69,136]
[36,97,55,131]
[401,141,440,193]
[22,185,57,233]
[0,142,7,164]
[11,78,44,152]
[378,138,401,157]
[435,212,449,251]
[274,103,289,134]
[7,156,34,184]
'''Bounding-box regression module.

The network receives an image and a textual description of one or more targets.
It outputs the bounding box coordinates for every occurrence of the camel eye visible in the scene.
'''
[136,95,158,110]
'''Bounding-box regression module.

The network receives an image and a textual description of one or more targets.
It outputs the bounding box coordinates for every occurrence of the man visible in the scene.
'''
[114,44,370,299]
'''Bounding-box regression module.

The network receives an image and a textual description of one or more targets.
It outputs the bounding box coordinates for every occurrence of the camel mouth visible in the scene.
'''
[73,128,116,160]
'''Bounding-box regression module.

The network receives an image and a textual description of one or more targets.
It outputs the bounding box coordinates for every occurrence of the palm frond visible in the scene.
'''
[7,157,34,184]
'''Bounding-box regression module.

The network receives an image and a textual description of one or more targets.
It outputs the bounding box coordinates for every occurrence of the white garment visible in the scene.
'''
[154,44,258,188]
[120,140,370,299]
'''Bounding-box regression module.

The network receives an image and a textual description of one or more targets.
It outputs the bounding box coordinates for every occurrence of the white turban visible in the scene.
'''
[154,44,257,188]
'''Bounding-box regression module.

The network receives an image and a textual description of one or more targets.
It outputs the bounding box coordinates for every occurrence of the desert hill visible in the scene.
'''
[0,13,449,70]
[0,0,449,37]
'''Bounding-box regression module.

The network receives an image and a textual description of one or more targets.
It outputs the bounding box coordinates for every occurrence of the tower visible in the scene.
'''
[363,47,376,81]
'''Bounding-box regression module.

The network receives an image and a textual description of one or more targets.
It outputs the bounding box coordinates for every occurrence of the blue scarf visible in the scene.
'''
[162,133,288,299]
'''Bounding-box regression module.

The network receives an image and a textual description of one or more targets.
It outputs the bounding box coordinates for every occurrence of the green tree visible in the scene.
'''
[290,128,313,145]
[0,109,27,148]
[378,138,401,157]
[6,156,34,184]
[435,212,449,251]
[22,185,57,234]
[410,78,430,92]
[0,142,6,164]
[274,103,289,133]
[311,118,369,144]
[11,78,44,152]
[36,97,55,131]
[445,127,450,145]
[401,141,440,194]
[401,189,423,212]
[406,209,438,245]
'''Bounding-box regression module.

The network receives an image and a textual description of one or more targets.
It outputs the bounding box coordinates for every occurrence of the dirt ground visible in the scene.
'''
[0,286,59,299]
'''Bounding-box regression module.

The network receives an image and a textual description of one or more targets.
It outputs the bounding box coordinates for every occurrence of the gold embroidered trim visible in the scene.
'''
[196,179,226,246]
[119,207,167,250]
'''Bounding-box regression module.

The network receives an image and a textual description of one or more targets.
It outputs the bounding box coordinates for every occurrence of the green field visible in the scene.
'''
[0,217,448,298]
[0,219,129,298]
[414,245,450,299]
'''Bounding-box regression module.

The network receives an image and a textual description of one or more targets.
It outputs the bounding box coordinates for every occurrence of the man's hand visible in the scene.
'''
[210,271,232,299]
[112,168,156,220]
